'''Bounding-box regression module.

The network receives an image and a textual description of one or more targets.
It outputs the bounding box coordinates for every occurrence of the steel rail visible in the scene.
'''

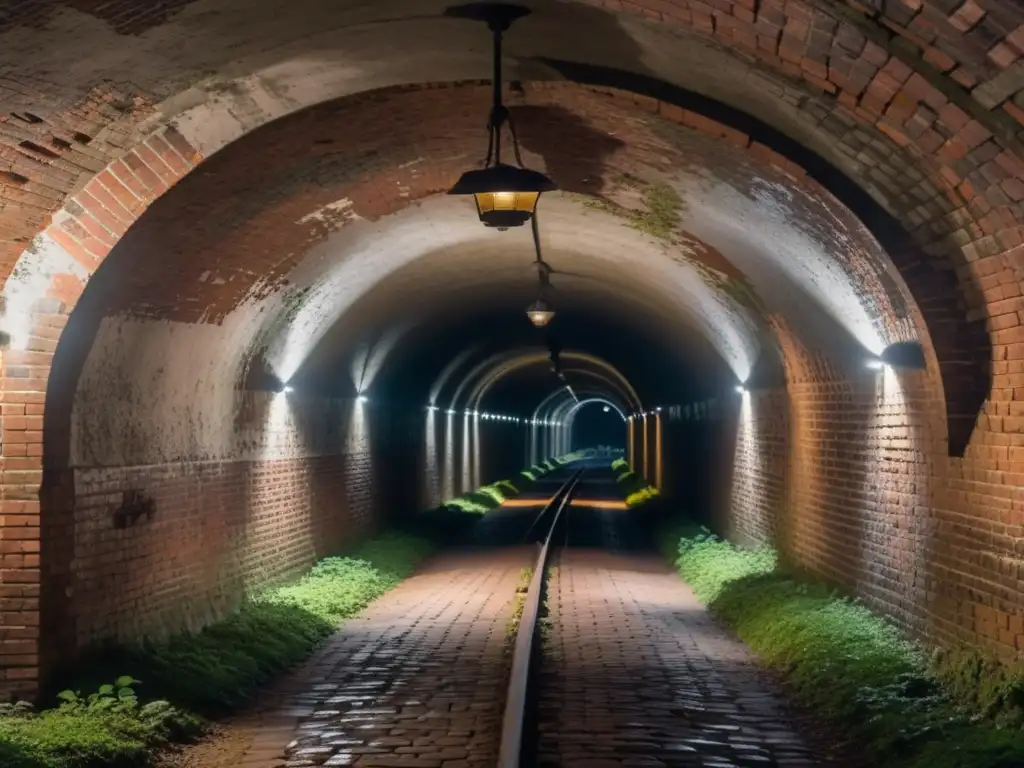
[497,467,585,768]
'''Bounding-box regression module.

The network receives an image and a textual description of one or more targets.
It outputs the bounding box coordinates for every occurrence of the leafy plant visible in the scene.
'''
[5,529,441,766]
[0,677,200,768]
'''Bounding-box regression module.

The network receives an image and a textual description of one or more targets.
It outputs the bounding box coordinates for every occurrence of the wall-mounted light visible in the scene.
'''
[356,395,368,403]
[282,385,294,393]
[603,405,610,412]
[447,409,456,415]
[427,404,438,411]
[734,385,746,393]
[876,342,926,371]
[866,358,884,370]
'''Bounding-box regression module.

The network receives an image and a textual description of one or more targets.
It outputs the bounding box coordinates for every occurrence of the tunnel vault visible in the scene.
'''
[0,0,1021,696]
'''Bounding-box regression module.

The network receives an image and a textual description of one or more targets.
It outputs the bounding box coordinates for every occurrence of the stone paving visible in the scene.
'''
[161,469,855,768]
[538,547,847,767]
[170,546,533,768]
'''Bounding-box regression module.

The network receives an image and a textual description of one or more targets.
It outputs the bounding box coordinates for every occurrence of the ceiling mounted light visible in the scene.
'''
[446,3,556,229]
[526,297,555,328]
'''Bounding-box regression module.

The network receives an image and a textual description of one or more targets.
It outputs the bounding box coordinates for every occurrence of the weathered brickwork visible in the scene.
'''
[69,453,371,649]
[4,379,517,699]
[679,366,1024,661]
[1,0,1024,698]
[728,390,790,548]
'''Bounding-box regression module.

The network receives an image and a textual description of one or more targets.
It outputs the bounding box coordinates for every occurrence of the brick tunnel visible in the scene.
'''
[1,0,1023,764]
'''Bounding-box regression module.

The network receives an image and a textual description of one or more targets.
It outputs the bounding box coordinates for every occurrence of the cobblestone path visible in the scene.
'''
[165,547,532,768]
[538,547,845,767]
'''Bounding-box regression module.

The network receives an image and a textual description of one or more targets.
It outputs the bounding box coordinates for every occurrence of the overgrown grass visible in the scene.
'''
[611,462,661,508]
[2,466,546,768]
[439,462,557,513]
[1,459,575,767]
[660,521,1024,768]
[1,531,437,768]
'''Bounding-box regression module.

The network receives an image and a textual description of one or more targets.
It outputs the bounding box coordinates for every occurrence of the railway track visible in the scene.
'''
[498,465,583,768]
[252,459,850,768]
[495,462,845,768]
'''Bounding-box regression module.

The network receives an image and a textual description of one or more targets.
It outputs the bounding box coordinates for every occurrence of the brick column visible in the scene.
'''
[0,309,64,698]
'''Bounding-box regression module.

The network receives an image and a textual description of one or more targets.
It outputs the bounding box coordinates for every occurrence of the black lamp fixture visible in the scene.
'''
[525,212,555,327]
[446,2,557,230]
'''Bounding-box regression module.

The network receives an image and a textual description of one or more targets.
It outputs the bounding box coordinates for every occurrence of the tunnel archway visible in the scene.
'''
[0,0,1020,696]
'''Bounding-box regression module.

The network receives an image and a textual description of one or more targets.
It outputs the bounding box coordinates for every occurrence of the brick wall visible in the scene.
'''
[21,386,521,697]
[69,454,369,648]
[665,362,1024,660]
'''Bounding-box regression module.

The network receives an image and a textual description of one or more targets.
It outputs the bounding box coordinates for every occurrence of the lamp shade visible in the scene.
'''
[449,162,556,228]
[525,298,555,327]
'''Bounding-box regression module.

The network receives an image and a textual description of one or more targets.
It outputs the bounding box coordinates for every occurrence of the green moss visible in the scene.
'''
[571,175,684,242]
[688,259,767,315]
[660,521,1024,767]
[930,648,1024,728]
[506,567,534,648]
[567,180,769,316]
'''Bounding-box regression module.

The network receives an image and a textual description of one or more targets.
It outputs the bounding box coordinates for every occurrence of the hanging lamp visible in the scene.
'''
[447,3,557,230]
[525,210,555,326]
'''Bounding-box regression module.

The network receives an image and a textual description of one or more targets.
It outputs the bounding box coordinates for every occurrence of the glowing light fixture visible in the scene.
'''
[735,385,746,393]
[603,405,610,412]
[447,3,555,229]
[356,395,368,404]
[525,298,555,328]
[282,385,294,393]
[866,358,885,370]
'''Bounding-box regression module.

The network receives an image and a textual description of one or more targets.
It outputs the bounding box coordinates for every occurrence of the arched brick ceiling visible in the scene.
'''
[3,0,1017,459]
[274,196,752,385]
[37,78,929,471]
[437,348,640,414]
[383,314,685,415]
[464,351,641,412]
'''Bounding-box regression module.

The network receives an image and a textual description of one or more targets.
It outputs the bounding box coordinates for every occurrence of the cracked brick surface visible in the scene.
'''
[538,547,853,767]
